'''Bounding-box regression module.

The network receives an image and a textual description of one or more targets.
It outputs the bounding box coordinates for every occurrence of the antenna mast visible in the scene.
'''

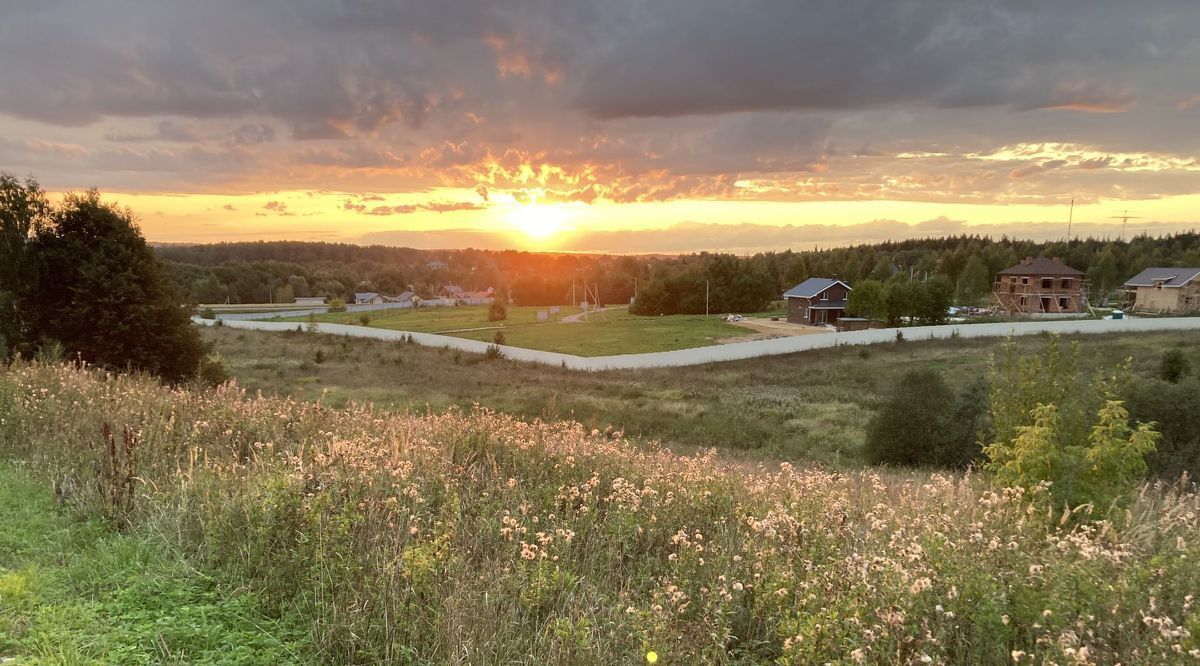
[1066,198,1074,243]
[1108,210,1143,241]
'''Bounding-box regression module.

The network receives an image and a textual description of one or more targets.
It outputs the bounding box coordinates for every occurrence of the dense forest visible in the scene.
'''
[156,232,1200,313]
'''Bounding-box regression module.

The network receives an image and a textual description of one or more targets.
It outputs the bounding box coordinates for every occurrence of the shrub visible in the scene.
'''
[198,355,230,387]
[1125,376,1200,481]
[313,349,326,364]
[488,300,508,322]
[200,307,216,320]
[493,331,507,345]
[863,369,987,468]
[984,336,1158,510]
[1159,348,1190,383]
[328,298,347,313]
[306,313,319,334]
[485,344,504,360]
[359,314,371,326]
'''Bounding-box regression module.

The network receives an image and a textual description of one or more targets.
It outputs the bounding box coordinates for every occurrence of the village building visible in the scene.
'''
[385,291,417,305]
[1123,267,1200,313]
[784,277,852,325]
[994,257,1086,315]
[353,292,386,305]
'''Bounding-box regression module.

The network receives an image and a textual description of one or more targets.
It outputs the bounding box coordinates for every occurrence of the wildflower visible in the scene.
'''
[645,651,658,664]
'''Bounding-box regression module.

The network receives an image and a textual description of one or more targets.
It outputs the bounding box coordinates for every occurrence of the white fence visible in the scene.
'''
[196,316,1200,371]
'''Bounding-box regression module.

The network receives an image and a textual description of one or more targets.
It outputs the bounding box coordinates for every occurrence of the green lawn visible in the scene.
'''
[453,309,753,355]
[277,305,756,355]
[0,465,310,664]
[277,304,582,333]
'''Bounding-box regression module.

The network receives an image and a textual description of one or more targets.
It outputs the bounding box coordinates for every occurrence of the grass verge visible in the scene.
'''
[0,464,310,665]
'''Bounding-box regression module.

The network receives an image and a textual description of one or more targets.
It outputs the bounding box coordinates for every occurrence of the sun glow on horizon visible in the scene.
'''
[507,198,573,244]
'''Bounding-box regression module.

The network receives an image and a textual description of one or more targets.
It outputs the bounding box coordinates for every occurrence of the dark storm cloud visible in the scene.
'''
[1,0,1198,206]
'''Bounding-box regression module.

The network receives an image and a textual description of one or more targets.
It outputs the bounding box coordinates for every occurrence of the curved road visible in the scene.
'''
[196,316,1200,372]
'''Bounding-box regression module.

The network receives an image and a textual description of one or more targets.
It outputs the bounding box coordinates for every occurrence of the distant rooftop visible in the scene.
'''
[784,277,851,299]
[998,257,1084,276]
[1124,267,1200,288]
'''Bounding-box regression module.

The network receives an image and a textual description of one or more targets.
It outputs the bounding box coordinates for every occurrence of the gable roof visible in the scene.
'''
[1124,267,1200,288]
[998,257,1084,276]
[354,292,379,301]
[387,291,416,302]
[784,277,852,299]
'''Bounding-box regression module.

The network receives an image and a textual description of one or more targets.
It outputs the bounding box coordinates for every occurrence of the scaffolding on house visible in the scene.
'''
[993,279,1089,314]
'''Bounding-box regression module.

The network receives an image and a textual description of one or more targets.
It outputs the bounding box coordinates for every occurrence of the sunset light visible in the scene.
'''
[508,199,572,243]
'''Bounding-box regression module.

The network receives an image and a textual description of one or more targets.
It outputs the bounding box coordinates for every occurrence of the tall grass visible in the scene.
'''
[2,362,1199,663]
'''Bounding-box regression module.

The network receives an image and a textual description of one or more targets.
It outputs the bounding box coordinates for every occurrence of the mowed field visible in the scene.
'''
[276,305,756,355]
[201,326,1198,466]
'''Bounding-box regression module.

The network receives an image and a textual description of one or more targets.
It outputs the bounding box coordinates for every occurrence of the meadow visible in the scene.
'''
[202,326,1199,466]
[1,362,1199,663]
[275,305,756,356]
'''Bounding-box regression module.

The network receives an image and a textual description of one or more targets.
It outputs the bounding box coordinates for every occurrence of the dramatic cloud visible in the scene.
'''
[2,1,1199,244]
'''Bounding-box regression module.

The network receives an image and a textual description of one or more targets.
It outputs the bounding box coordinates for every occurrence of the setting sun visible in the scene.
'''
[508,200,572,242]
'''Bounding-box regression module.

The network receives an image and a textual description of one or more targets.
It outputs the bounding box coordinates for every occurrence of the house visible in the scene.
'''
[427,260,449,271]
[784,277,852,325]
[385,291,417,305]
[1123,267,1200,313]
[439,284,467,300]
[354,292,386,305]
[994,257,1086,314]
[293,296,326,306]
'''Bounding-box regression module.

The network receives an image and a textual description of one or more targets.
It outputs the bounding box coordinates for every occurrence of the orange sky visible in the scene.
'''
[5,3,1200,253]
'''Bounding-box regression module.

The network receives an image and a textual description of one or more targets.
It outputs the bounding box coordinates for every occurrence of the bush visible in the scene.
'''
[328,298,347,313]
[493,331,507,345]
[488,300,508,321]
[984,336,1158,510]
[1159,348,1190,383]
[200,307,216,320]
[313,349,326,364]
[485,344,504,360]
[1125,376,1200,481]
[359,314,371,326]
[863,369,987,468]
[198,355,230,387]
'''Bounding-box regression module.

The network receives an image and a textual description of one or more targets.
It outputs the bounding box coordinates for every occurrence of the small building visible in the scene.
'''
[354,292,386,305]
[427,259,449,271]
[1123,267,1200,313]
[385,291,417,305]
[784,277,852,325]
[439,284,467,300]
[293,296,326,306]
[836,317,872,332]
[994,257,1086,315]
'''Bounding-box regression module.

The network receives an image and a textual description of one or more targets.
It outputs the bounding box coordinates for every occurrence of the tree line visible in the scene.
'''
[1,175,208,382]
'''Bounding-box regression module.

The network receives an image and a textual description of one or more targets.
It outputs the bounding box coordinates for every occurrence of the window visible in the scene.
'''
[820,291,828,301]
[1041,278,1053,289]
[1021,277,1029,285]
[1059,297,1069,310]
[1061,278,1072,289]
[1019,296,1027,306]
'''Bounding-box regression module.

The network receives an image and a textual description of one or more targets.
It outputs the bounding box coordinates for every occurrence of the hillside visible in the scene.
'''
[2,362,1199,663]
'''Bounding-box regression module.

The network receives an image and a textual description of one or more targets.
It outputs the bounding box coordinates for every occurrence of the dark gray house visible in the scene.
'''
[784,278,852,325]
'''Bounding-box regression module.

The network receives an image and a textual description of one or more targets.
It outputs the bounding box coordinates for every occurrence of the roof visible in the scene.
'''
[442,284,465,296]
[1123,267,1200,288]
[783,277,852,299]
[997,257,1084,276]
[387,291,416,302]
[354,292,379,300]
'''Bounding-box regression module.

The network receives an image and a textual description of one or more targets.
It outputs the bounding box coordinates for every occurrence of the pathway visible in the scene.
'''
[196,315,1200,372]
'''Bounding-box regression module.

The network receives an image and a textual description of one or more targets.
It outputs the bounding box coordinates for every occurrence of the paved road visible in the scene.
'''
[196,316,1200,372]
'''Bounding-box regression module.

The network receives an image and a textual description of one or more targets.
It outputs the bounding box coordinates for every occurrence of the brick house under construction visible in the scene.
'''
[994,257,1087,315]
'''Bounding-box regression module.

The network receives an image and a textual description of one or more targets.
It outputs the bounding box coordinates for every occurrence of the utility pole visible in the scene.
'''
[1066,198,1074,244]
[705,280,710,317]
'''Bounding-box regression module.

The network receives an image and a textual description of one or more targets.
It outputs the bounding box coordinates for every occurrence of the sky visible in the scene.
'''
[3,0,1200,253]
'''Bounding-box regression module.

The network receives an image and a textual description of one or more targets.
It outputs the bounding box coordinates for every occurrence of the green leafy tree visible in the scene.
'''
[863,369,988,468]
[916,276,954,324]
[957,255,992,302]
[0,174,51,352]
[188,273,228,304]
[23,191,206,382]
[846,279,884,320]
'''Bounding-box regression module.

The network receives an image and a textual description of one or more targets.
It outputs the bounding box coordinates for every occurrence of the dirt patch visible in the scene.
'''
[731,318,831,337]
